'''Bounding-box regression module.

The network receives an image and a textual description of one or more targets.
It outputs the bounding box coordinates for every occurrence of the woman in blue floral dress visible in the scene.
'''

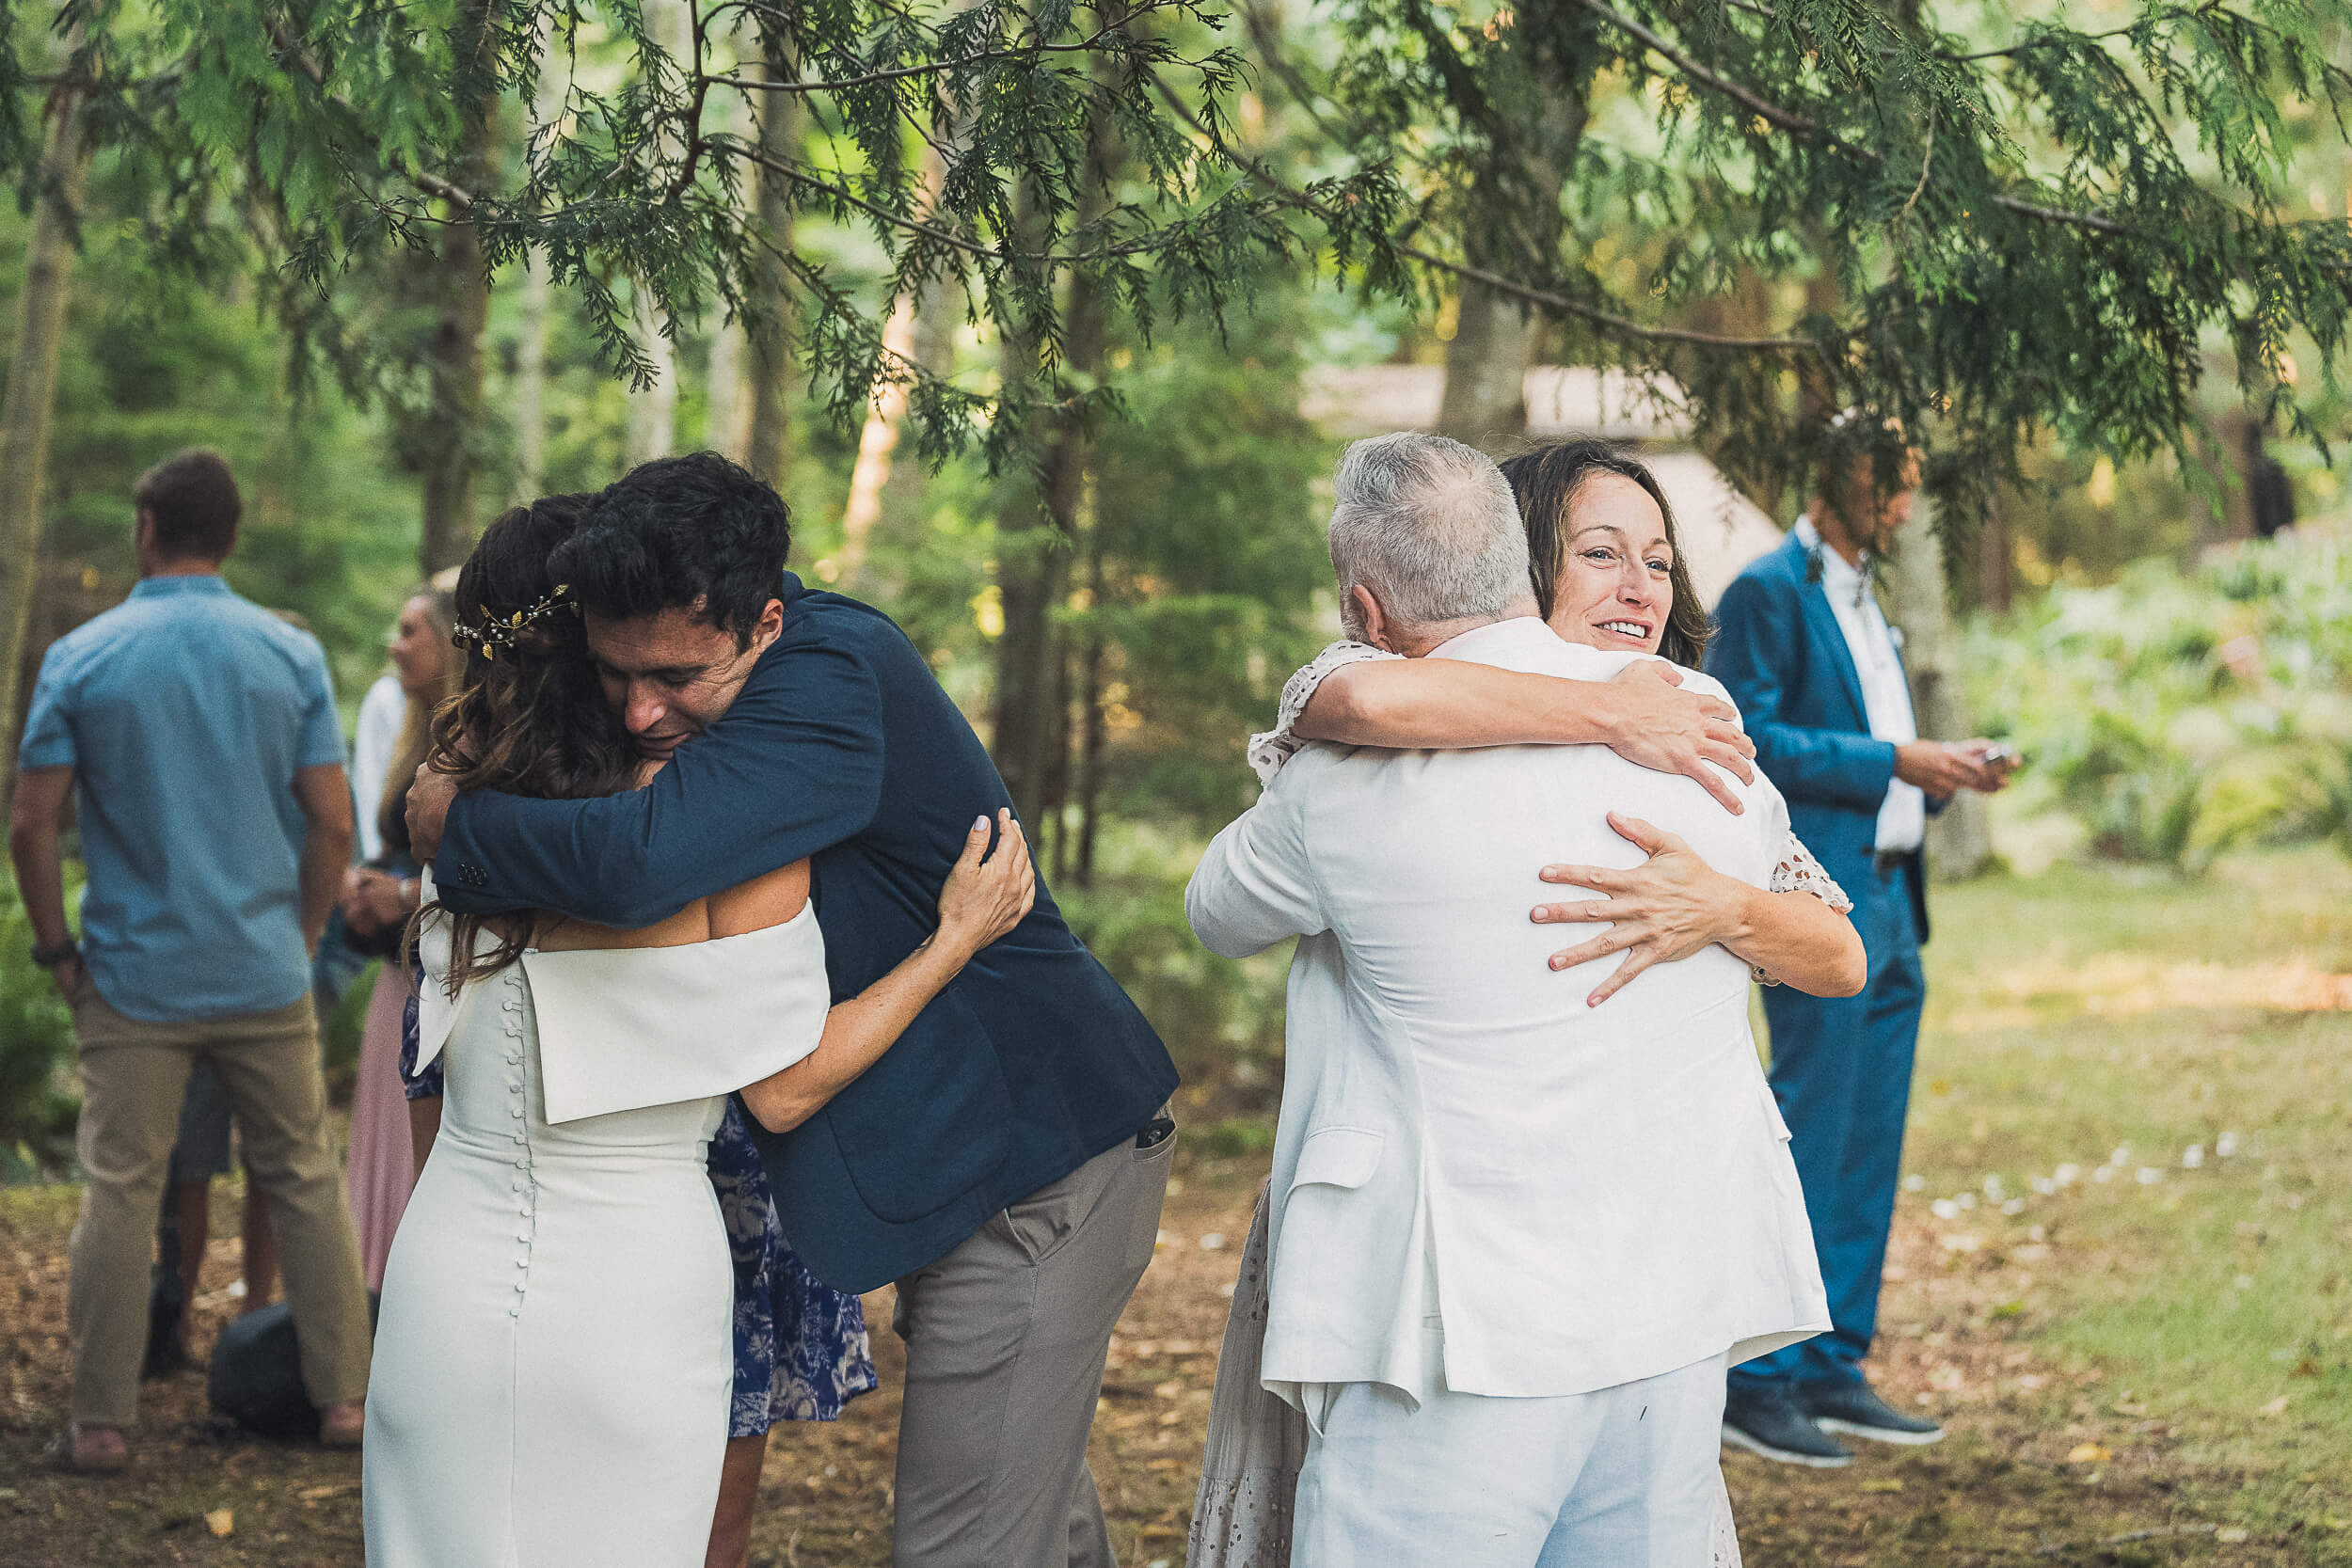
[399,993,877,1565]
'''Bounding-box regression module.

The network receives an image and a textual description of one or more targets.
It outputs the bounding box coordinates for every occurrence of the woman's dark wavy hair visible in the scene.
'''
[1498,439,1711,668]
[408,494,639,990]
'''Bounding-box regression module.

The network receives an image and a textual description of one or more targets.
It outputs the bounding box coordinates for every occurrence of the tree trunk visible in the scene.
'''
[512,16,572,503]
[993,265,1102,829]
[0,59,90,798]
[834,288,925,586]
[1073,534,1109,889]
[1435,280,1534,452]
[626,284,679,467]
[706,312,749,460]
[513,254,550,501]
[701,78,753,461]
[417,6,499,577]
[1887,496,1991,878]
[1979,488,2012,616]
[626,0,689,468]
[743,59,801,485]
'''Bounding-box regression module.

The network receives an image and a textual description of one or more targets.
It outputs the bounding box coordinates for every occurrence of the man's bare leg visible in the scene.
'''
[707,1431,771,1568]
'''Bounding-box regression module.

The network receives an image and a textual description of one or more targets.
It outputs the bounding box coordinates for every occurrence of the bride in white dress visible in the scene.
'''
[361,500,1036,1567]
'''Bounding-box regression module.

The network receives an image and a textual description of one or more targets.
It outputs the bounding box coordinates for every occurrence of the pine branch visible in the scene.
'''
[1145,72,1823,353]
[1568,0,2132,236]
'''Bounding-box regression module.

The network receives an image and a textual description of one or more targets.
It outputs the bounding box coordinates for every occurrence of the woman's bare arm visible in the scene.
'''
[1530,813,1867,1005]
[740,812,1035,1133]
[1298,657,1757,811]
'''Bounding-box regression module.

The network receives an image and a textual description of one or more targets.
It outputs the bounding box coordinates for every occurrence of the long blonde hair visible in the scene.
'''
[380,586,461,854]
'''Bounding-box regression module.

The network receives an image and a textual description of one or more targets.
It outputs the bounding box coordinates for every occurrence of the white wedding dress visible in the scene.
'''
[362,892,830,1567]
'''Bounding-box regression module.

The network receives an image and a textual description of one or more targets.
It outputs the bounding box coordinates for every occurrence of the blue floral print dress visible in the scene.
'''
[401,989,877,1434]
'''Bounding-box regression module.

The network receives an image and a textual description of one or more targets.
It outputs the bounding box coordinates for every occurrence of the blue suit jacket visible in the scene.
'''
[1704,533,1931,944]
[434,575,1179,1291]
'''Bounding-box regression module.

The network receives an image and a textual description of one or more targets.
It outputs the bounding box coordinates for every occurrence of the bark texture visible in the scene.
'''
[417,5,500,576]
[743,59,802,486]
[0,67,91,792]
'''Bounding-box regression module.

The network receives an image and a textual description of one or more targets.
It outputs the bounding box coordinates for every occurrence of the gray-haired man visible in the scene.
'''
[1186,435,1832,1567]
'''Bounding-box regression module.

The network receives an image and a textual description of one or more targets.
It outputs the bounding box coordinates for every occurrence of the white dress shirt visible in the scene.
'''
[1794,517,1925,854]
[1187,618,1828,1412]
[351,672,406,862]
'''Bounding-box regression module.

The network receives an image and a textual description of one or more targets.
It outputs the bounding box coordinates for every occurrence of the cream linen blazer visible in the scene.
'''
[1186,617,1829,1408]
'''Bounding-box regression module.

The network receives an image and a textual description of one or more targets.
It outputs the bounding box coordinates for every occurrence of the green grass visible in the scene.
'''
[1891,847,2352,1540]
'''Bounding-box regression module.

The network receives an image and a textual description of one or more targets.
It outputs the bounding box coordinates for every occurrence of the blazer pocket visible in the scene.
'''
[1289,1126,1383,1192]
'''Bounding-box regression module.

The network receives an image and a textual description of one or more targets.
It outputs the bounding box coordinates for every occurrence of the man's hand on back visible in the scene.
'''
[1597,660,1757,815]
[406,766,459,863]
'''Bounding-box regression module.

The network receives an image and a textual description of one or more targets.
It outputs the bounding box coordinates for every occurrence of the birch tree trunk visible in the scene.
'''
[0,62,90,795]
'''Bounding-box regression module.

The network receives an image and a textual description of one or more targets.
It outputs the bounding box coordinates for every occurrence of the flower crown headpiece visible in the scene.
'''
[451,582,580,661]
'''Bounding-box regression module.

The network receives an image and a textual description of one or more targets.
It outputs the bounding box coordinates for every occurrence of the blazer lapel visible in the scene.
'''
[1788,539,1870,728]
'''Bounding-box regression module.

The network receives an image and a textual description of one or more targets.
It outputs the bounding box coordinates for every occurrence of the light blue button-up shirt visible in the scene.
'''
[18,574,346,1023]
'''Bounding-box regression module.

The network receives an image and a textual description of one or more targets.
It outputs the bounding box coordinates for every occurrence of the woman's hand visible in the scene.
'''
[1599,661,1757,814]
[1529,812,1758,1006]
[935,810,1035,958]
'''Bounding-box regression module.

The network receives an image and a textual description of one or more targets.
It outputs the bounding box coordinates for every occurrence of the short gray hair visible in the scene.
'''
[1327,433,1533,637]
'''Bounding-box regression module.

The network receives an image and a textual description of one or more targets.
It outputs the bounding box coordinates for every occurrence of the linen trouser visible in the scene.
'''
[889,1120,1175,1568]
[1290,1354,1729,1568]
[1732,859,1927,1391]
[68,984,373,1428]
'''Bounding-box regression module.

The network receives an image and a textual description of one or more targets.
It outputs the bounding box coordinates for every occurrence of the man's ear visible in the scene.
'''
[749,597,785,657]
[1350,585,1395,654]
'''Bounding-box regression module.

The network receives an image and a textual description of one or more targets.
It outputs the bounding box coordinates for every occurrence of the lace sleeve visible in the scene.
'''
[1246,640,1402,785]
[1771,831,1852,912]
[1750,829,1854,986]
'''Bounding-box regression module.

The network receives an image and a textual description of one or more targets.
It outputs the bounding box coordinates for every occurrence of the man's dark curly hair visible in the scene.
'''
[555,451,794,648]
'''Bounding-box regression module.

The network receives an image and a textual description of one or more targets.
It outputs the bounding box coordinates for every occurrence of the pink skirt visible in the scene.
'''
[346,966,418,1291]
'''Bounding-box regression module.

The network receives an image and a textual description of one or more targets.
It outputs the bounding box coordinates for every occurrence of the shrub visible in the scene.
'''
[0,873,81,1180]
[1967,535,2352,872]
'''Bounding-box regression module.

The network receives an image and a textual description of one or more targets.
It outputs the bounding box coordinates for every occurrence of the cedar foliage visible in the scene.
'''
[7,0,2352,507]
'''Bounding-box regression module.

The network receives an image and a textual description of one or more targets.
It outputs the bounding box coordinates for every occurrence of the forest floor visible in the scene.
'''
[3,848,2349,1567]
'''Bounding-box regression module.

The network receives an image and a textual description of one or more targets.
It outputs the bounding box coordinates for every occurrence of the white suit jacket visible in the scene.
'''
[1186,617,1829,1407]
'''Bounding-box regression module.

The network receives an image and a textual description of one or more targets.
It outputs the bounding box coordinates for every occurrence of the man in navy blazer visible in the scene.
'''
[1705,447,2012,1467]
[410,453,1180,1568]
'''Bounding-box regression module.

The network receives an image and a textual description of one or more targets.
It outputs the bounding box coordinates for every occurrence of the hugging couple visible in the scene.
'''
[364,442,1844,1568]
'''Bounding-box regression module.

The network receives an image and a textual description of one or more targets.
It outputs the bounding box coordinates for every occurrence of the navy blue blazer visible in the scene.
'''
[1705,533,1931,944]
[435,575,1180,1292]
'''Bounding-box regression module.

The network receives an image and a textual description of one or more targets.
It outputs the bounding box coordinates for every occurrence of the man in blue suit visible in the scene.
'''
[1706,447,2012,1467]
[409,453,1180,1568]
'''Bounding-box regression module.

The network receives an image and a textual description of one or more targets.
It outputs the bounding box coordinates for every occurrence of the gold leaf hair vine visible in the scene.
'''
[450,583,580,660]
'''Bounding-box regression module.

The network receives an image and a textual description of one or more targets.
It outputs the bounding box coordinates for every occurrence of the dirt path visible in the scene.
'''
[1,1155,2336,1567]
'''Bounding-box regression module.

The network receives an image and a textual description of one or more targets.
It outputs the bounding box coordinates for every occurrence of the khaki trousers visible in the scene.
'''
[890,1123,1175,1568]
[69,984,373,1427]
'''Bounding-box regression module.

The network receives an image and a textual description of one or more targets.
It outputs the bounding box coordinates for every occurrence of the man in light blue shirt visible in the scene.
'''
[8,449,372,1470]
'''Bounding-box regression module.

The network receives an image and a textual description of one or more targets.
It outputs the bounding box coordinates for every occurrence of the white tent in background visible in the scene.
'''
[1300,364,1786,609]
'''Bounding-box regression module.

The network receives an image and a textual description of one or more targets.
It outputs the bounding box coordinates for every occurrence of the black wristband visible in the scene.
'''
[31,939,79,970]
